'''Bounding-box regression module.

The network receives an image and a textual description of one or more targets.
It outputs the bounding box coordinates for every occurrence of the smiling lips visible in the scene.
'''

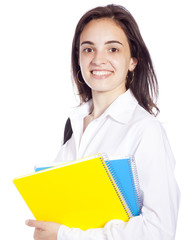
[91,70,113,79]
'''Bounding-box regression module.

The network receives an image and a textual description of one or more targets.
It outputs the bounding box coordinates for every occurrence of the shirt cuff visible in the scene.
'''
[57,225,70,240]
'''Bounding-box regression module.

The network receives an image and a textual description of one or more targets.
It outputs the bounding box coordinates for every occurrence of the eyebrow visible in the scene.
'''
[80,40,123,46]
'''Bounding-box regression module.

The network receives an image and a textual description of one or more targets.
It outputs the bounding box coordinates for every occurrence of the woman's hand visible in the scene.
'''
[25,219,61,240]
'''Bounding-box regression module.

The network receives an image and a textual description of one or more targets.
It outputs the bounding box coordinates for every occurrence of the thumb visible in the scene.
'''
[25,219,47,229]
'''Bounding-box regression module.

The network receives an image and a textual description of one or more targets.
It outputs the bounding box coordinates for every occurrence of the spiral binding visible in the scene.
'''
[99,156,131,219]
[105,160,133,218]
[130,156,142,212]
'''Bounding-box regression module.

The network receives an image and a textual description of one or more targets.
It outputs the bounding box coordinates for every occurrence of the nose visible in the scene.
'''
[91,50,107,65]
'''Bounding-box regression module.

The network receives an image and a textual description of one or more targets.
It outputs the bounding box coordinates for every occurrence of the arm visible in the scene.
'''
[26,119,180,240]
[57,119,180,240]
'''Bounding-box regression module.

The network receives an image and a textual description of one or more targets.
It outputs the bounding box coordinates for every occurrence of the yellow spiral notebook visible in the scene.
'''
[13,154,131,230]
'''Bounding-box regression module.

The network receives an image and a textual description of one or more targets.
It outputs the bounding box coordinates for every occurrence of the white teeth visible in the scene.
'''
[92,71,111,76]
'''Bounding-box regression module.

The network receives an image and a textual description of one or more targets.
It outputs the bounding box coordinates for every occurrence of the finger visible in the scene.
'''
[25,219,47,229]
[34,227,44,239]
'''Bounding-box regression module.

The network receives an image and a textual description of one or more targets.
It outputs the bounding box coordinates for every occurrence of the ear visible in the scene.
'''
[128,57,138,71]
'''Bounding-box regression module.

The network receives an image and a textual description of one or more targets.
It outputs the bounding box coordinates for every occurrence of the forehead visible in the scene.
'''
[80,18,128,44]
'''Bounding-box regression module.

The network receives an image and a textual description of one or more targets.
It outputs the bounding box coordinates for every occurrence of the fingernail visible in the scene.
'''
[25,219,30,225]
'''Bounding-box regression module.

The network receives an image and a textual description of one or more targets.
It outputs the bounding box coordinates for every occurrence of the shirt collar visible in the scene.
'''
[103,90,138,124]
[70,90,138,124]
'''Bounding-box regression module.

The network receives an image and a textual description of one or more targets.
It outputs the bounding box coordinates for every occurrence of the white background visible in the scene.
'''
[0,0,194,239]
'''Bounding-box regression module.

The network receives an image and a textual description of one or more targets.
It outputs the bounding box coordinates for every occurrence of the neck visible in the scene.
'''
[90,88,126,119]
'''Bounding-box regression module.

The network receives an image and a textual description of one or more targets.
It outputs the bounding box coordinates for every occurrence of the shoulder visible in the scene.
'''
[131,106,175,167]
[131,104,161,127]
[129,104,166,141]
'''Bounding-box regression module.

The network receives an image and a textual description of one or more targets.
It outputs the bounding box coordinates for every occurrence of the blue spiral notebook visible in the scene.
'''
[35,155,141,217]
[105,156,141,216]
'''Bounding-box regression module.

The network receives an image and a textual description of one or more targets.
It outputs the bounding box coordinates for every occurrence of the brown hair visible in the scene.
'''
[71,4,159,116]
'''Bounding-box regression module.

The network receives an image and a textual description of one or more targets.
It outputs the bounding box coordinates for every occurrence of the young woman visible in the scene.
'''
[26,4,180,240]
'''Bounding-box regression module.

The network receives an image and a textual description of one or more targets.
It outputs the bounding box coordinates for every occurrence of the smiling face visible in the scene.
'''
[79,18,137,96]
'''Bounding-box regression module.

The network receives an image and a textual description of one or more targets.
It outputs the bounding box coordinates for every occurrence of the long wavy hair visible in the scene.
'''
[71,4,159,116]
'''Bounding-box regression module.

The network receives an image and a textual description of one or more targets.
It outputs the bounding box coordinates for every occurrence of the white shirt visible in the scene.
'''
[55,90,180,240]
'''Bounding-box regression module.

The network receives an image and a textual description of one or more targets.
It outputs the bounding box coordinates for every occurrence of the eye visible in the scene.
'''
[83,48,94,53]
[109,48,119,53]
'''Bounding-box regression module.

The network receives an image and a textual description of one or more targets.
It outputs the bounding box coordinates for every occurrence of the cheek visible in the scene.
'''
[79,57,92,82]
[80,55,91,70]
[112,56,129,74]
